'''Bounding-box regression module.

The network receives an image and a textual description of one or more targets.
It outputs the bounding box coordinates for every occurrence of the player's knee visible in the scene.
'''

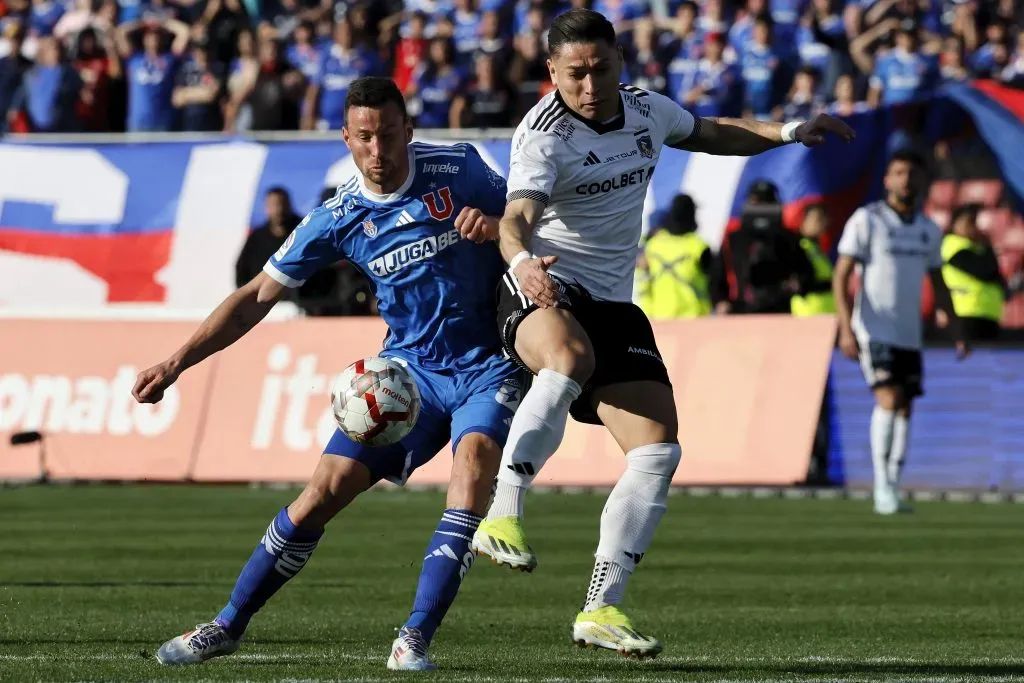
[874,386,900,412]
[290,456,371,527]
[626,442,682,478]
[542,338,595,385]
[453,433,502,474]
[449,434,501,512]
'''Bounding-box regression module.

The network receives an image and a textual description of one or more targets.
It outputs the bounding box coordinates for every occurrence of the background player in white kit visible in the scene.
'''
[469,8,855,657]
[833,151,969,516]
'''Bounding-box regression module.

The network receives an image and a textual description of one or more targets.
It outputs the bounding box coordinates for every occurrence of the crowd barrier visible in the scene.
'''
[0,315,836,485]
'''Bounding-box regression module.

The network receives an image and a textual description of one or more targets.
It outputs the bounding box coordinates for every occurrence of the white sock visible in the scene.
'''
[487,369,582,520]
[586,442,681,611]
[888,414,910,487]
[583,556,630,613]
[870,406,895,491]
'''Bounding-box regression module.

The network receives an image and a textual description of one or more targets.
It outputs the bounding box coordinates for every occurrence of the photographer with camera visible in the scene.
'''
[710,180,816,315]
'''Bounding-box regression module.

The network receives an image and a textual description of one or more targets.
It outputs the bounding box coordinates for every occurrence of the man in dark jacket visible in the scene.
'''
[236,186,302,287]
[710,180,815,314]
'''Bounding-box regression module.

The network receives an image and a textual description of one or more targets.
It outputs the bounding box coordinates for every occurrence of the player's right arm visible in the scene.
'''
[133,206,343,403]
[833,208,868,361]
[501,126,561,308]
[132,273,286,403]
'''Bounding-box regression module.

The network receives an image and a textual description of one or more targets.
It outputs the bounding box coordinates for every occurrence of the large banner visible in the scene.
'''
[0,123,886,311]
[830,347,1024,490]
[0,316,836,486]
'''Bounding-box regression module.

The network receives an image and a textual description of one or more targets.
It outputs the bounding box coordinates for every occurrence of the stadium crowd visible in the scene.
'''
[0,0,1021,133]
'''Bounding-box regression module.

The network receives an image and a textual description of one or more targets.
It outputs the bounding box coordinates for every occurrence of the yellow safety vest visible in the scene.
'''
[638,231,711,319]
[790,237,836,316]
[941,234,1004,322]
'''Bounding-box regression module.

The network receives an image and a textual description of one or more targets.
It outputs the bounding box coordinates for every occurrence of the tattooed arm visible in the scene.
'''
[132,273,284,403]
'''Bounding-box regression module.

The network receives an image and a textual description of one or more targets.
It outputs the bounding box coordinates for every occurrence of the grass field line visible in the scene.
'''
[0,652,381,663]
[42,677,1024,683]
[6,652,1024,666]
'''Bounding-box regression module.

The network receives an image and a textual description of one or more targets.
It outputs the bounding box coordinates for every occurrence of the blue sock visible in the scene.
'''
[214,507,322,638]
[403,509,482,644]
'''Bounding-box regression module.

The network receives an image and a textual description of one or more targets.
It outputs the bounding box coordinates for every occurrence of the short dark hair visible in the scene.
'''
[753,12,774,29]
[266,186,290,199]
[888,149,926,171]
[547,8,616,56]
[344,77,408,119]
[951,202,981,226]
[676,1,698,15]
[804,202,828,219]
[797,65,821,82]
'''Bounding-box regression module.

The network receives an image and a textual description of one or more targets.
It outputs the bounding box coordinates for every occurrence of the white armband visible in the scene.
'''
[509,250,533,270]
[781,121,803,144]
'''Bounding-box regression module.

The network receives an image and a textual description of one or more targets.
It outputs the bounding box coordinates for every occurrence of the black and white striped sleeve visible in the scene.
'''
[506,125,557,206]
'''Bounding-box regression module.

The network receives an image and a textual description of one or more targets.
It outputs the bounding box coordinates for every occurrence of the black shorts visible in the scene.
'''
[496,272,672,425]
[859,340,924,399]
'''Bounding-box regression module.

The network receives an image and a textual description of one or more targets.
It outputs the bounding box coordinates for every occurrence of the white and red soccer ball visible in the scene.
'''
[331,357,421,447]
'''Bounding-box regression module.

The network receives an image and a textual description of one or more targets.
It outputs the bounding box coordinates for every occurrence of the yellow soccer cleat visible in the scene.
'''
[572,606,663,659]
[471,516,538,572]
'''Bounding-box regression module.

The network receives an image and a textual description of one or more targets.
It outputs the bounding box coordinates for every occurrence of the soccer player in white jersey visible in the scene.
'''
[469,8,855,657]
[833,150,969,516]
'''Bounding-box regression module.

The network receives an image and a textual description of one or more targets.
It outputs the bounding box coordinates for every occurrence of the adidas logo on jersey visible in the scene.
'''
[396,210,415,226]
[582,151,602,167]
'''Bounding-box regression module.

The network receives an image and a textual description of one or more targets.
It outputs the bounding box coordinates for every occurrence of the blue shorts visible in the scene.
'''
[323,354,526,485]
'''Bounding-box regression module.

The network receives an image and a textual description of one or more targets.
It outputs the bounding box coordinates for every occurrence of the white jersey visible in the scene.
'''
[837,200,943,350]
[506,84,698,302]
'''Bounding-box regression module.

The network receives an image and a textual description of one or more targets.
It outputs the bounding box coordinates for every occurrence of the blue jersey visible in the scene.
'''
[741,44,778,117]
[451,9,480,65]
[667,34,703,104]
[126,52,177,132]
[414,67,464,129]
[871,50,937,106]
[287,42,325,82]
[315,45,380,130]
[265,142,509,372]
[29,0,63,36]
[687,59,741,118]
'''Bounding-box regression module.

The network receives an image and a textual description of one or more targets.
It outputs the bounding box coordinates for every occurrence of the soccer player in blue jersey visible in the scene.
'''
[132,77,524,671]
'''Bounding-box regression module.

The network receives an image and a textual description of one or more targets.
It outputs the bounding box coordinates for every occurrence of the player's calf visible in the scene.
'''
[155,456,370,664]
[393,434,497,667]
[485,309,590,532]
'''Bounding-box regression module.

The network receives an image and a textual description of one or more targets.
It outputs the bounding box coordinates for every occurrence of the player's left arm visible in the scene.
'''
[657,87,855,156]
[454,144,506,243]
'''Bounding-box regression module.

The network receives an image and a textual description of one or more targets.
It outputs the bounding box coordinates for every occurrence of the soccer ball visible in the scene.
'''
[331,357,421,447]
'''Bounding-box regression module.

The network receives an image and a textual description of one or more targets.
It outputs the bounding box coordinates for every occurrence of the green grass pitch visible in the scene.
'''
[2,485,1023,682]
